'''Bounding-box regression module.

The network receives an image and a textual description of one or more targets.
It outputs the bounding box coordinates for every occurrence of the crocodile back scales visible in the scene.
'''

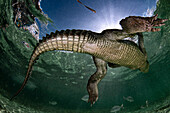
[83,38,148,70]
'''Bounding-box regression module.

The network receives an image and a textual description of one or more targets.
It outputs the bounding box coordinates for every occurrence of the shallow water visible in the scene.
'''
[0,0,170,113]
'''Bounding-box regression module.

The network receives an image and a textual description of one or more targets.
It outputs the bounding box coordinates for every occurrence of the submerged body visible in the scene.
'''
[11,14,167,105]
[33,29,148,72]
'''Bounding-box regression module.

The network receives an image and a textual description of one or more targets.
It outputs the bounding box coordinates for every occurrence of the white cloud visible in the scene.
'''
[143,6,156,17]
[143,0,159,17]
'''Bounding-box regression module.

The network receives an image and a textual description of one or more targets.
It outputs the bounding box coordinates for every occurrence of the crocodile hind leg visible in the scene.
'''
[87,56,107,105]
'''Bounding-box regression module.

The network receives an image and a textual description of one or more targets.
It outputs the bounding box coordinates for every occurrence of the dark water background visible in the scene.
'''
[0,0,169,112]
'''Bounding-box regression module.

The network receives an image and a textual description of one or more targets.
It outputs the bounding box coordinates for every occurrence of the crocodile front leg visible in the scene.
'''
[87,56,107,105]
[137,33,147,59]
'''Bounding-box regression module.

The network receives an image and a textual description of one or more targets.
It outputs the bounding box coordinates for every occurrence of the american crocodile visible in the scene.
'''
[10,14,167,105]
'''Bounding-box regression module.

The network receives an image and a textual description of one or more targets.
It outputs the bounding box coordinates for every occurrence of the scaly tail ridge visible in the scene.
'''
[10,29,93,100]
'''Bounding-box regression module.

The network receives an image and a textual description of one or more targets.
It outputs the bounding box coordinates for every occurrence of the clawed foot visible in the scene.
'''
[87,82,98,106]
[120,14,168,33]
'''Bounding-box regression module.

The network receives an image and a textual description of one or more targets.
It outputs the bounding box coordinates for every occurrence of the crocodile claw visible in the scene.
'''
[87,82,99,106]
[88,94,98,106]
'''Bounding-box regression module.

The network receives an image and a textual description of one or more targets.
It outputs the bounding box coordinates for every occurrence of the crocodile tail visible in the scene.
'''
[10,29,91,100]
[10,54,36,100]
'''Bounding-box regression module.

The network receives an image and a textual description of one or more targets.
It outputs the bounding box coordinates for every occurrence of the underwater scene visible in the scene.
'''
[0,0,170,112]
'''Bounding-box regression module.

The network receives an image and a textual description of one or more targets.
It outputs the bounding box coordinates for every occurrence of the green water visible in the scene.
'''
[0,0,170,112]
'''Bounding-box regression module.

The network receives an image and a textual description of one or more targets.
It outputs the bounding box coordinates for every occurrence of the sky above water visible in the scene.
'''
[40,0,158,37]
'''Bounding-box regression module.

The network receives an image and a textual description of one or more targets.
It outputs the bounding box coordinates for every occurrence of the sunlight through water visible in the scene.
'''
[0,0,169,113]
